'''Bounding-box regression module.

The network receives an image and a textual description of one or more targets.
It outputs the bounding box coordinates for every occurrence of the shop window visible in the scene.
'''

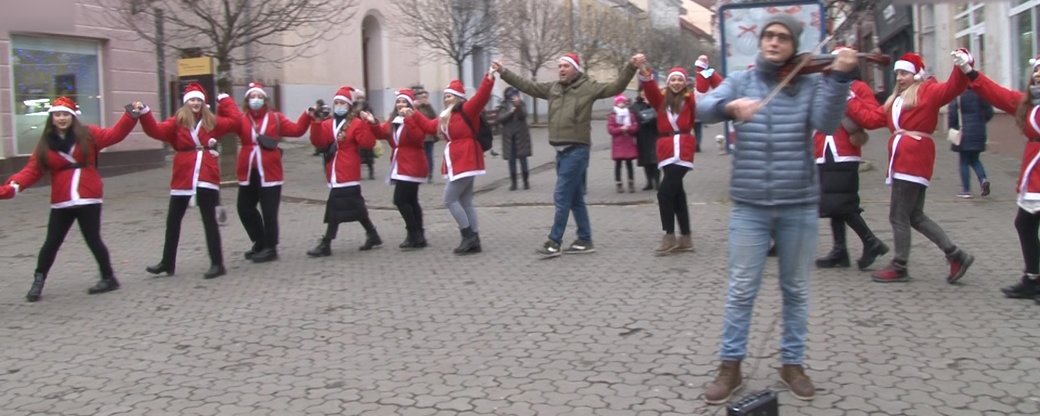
[10,36,101,155]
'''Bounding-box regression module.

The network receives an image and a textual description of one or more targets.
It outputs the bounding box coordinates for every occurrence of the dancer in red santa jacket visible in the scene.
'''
[0,96,139,301]
[221,82,313,263]
[414,73,496,255]
[139,83,238,279]
[966,55,1040,304]
[305,86,383,257]
[694,55,725,154]
[813,51,891,270]
[639,66,697,255]
[870,50,976,283]
[376,88,430,250]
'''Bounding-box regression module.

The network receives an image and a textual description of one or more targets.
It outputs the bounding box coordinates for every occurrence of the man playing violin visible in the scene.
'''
[697,14,858,404]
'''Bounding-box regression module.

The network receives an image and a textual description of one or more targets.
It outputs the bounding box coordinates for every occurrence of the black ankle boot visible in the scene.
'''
[522,172,530,190]
[413,229,428,248]
[359,233,383,251]
[26,272,46,302]
[399,229,417,249]
[88,275,120,295]
[453,227,479,255]
[243,243,263,260]
[858,237,890,270]
[1002,274,1039,299]
[815,247,850,268]
[145,262,175,276]
[307,237,332,257]
[203,264,226,279]
[251,247,278,263]
[509,175,518,191]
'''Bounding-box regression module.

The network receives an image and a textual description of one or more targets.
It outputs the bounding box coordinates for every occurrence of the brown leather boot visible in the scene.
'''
[676,234,694,252]
[779,364,815,400]
[704,360,743,405]
[654,234,678,256]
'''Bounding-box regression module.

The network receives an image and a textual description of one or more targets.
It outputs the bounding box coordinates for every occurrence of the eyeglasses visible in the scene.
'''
[762,31,793,44]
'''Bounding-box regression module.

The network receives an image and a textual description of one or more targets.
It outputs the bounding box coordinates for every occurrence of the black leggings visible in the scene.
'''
[643,165,659,186]
[657,164,691,235]
[614,160,634,182]
[325,218,378,240]
[36,204,114,277]
[393,181,424,232]
[1016,208,1040,274]
[238,169,282,250]
[160,188,223,267]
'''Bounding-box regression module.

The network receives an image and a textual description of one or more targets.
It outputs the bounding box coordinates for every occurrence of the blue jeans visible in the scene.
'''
[958,150,987,192]
[424,141,435,177]
[721,202,817,365]
[549,145,591,243]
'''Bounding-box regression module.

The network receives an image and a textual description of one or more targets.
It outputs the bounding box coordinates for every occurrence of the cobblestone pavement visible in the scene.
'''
[1,120,1038,415]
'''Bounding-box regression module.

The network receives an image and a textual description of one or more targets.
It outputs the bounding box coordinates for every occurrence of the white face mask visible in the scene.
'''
[334,105,349,116]
[248,98,265,110]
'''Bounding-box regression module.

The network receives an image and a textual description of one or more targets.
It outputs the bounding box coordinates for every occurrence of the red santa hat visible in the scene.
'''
[695,55,709,70]
[1030,54,1040,72]
[444,80,466,98]
[182,82,208,103]
[560,52,583,73]
[332,86,354,106]
[893,52,926,81]
[666,67,689,82]
[244,81,267,98]
[48,96,80,117]
[395,88,415,106]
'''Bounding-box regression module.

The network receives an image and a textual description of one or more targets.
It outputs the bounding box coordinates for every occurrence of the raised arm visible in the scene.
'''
[411,111,439,136]
[924,68,970,108]
[277,110,314,138]
[969,72,1023,114]
[846,80,887,130]
[90,110,139,149]
[498,68,552,99]
[593,62,639,99]
[211,96,240,136]
[462,74,496,122]
[641,77,664,110]
[138,111,177,144]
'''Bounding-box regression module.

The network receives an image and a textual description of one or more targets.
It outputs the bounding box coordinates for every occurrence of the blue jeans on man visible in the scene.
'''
[721,202,817,364]
[549,145,591,244]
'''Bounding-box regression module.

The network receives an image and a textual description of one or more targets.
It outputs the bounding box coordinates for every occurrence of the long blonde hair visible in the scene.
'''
[175,104,216,132]
[884,82,921,112]
[438,101,464,138]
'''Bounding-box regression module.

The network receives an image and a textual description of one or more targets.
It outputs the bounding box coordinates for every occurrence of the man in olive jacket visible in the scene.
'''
[491,52,644,257]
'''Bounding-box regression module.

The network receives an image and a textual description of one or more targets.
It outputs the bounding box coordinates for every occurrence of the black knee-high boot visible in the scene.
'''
[815,217,850,268]
[846,212,889,270]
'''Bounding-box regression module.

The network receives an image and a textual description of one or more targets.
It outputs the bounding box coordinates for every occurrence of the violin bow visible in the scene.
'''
[752,34,834,114]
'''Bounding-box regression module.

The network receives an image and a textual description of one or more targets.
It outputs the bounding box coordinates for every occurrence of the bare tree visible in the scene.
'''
[640,28,714,72]
[108,0,358,89]
[572,2,627,71]
[389,0,498,79]
[497,0,568,123]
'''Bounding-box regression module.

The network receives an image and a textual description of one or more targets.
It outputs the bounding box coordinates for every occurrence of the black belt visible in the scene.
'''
[660,131,685,137]
[555,144,589,154]
[59,163,85,170]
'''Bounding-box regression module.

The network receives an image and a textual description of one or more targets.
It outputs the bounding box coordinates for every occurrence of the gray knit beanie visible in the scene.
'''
[760,14,804,51]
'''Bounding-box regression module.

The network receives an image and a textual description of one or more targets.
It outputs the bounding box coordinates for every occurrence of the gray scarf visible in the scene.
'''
[755,53,800,96]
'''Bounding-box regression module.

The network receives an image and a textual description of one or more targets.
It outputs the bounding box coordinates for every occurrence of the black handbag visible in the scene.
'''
[636,107,657,125]
[255,114,282,150]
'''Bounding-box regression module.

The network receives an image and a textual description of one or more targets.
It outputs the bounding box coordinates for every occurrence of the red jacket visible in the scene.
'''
[813,80,887,163]
[1,113,137,208]
[377,114,429,183]
[139,97,239,195]
[642,78,696,169]
[310,116,378,188]
[874,69,969,187]
[416,75,495,181]
[970,73,1040,200]
[222,105,312,187]
[694,68,723,94]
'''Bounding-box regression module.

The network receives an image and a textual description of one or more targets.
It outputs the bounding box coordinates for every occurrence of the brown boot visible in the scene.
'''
[704,360,743,405]
[676,234,694,252]
[779,364,815,401]
[654,234,679,256]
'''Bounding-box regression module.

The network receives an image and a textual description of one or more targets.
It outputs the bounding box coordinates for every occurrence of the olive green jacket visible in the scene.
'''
[499,63,638,146]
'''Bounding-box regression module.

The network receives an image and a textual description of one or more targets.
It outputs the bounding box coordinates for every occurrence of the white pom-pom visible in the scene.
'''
[1031,58,1038,66]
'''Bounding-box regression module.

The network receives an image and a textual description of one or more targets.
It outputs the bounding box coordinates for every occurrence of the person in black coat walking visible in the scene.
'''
[630,90,659,190]
[949,89,994,198]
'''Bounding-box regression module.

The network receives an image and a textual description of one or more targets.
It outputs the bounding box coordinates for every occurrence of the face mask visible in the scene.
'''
[248,98,265,110]
[334,106,349,116]
[1030,85,1040,105]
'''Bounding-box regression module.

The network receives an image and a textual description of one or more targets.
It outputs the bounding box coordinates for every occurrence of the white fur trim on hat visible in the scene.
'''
[183,90,206,103]
[560,56,583,73]
[333,95,354,106]
[1031,57,1040,72]
[893,60,917,75]
[244,86,267,98]
[47,106,79,117]
[444,88,466,98]
[396,94,414,106]
[667,70,687,81]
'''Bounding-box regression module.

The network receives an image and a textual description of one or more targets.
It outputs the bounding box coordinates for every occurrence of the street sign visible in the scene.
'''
[717,0,828,77]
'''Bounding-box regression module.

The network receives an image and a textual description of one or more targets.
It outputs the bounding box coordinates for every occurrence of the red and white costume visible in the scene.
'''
[309,89,378,188]
[641,67,696,169]
[2,98,137,208]
[813,80,887,164]
[879,53,969,187]
[377,89,428,184]
[415,76,494,181]
[222,82,313,187]
[139,87,239,196]
[970,72,1040,201]
[694,56,724,97]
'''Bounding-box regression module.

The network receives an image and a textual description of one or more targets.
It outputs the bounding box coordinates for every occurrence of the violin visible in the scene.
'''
[777,52,892,78]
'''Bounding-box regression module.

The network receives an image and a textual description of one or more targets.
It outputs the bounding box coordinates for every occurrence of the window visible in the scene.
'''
[10,36,101,155]
[1012,3,1040,90]
[954,3,985,75]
